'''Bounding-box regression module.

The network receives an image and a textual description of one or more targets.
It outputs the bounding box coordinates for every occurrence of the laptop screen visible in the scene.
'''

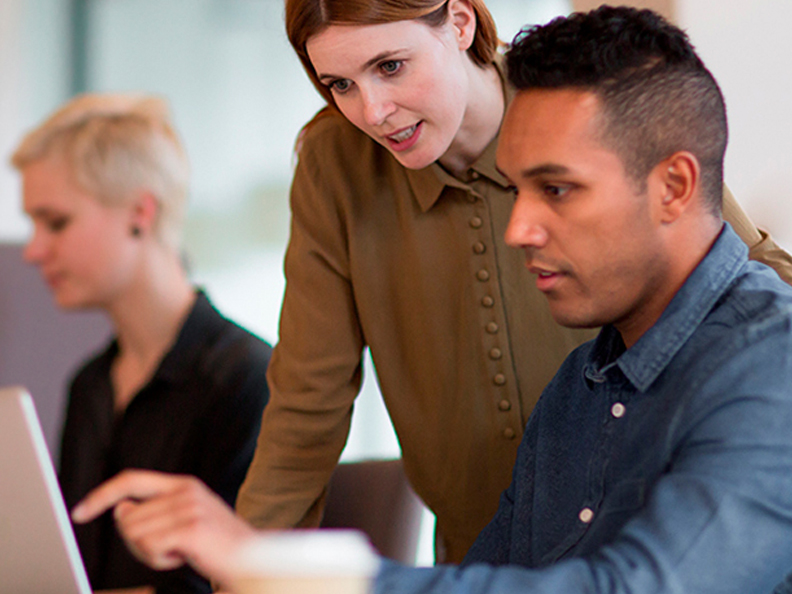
[0,386,91,593]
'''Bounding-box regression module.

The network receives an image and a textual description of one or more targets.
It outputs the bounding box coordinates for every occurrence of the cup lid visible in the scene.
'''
[230,529,381,577]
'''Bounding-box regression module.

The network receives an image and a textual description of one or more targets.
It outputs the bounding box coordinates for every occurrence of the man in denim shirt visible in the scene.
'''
[373,6,792,594]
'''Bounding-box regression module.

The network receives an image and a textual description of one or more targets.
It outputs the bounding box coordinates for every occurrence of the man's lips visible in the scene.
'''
[528,265,565,292]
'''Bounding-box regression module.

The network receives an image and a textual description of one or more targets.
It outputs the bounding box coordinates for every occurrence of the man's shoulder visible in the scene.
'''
[684,261,792,389]
[711,260,792,336]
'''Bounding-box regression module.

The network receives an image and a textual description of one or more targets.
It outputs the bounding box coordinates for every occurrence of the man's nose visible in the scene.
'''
[504,194,550,250]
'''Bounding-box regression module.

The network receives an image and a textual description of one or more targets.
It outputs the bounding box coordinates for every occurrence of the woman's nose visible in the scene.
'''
[361,85,397,128]
[23,229,48,265]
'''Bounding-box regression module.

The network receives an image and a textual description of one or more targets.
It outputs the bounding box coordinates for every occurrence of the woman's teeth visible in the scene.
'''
[390,123,418,143]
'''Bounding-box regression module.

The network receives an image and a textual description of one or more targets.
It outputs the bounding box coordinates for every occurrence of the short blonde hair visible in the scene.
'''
[11,93,190,250]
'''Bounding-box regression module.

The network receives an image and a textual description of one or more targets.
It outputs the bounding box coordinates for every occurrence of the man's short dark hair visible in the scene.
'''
[506,6,727,213]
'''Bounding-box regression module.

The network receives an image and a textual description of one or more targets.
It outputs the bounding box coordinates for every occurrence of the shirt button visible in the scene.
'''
[473,242,487,255]
[611,403,626,418]
[477,269,490,282]
[503,427,516,440]
[486,322,499,334]
[470,217,483,229]
[481,296,495,308]
[579,507,594,523]
[489,348,502,360]
[469,170,480,180]
[493,374,506,386]
[498,399,511,411]
[467,194,477,204]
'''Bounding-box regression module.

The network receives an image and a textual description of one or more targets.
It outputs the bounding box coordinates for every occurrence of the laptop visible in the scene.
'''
[0,386,91,593]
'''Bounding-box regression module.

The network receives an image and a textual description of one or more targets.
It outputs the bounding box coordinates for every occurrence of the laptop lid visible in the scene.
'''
[0,386,91,593]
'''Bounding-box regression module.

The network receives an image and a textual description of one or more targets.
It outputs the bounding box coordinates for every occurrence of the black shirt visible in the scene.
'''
[59,290,272,593]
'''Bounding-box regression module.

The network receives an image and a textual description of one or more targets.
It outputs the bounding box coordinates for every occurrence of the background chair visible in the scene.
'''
[0,243,110,458]
[320,458,426,565]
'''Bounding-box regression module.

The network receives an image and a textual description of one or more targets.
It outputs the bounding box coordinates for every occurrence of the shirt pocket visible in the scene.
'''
[603,478,646,514]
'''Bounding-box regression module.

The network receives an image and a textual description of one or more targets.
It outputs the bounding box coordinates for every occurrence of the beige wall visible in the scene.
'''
[0,0,27,241]
[572,0,675,21]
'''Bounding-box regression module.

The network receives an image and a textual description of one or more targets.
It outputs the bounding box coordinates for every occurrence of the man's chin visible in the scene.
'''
[547,306,604,331]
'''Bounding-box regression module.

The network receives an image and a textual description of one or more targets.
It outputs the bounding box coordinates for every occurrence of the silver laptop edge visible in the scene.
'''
[0,385,91,593]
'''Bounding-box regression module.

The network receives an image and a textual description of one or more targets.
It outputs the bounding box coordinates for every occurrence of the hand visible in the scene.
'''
[72,469,257,587]
[93,586,155,594]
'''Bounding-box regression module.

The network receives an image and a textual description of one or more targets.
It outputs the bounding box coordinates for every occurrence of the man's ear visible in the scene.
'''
[652,151,701,224]
[447,0,477,52]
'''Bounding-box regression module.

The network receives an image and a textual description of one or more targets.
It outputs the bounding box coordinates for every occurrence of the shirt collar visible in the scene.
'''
[589,222,747,392]
[406,55,513,213]
[152,289,222,384]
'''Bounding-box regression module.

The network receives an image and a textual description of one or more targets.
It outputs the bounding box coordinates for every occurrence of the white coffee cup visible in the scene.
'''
[229,529,381,594]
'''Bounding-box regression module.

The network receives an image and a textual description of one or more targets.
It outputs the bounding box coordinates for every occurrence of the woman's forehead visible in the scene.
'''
[307,19,440,71]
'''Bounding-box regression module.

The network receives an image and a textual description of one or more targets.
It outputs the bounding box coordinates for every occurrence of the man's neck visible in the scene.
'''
[617,217,724,349]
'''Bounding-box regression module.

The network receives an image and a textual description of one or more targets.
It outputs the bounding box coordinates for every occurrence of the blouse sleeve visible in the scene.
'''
[236,118,367,529]
[722,184,792,284]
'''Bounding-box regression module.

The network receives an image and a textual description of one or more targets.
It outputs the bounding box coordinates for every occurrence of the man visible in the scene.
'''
[72,6,792,594]
[375,6,792,593]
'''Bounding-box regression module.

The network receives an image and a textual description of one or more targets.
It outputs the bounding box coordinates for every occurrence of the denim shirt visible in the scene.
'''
[375,224,792,594]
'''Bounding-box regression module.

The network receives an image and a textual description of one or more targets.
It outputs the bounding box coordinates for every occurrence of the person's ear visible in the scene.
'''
[447,0,477,52]
[129,190,158,239]
[653,151,700,224]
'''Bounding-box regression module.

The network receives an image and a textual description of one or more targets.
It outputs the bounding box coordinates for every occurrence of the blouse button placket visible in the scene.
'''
[466,185,515,436]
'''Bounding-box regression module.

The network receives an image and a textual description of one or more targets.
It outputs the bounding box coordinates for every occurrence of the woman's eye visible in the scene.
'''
[47,217,70,233]
[331,79,352,94]
[380,60,402,75]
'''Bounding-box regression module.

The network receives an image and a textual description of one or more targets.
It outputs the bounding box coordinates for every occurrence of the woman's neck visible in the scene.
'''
[439,60,505,178]
[106,248,196,413]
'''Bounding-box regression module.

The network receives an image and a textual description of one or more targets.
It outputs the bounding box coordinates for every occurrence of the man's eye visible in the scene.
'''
[544,185,570,199]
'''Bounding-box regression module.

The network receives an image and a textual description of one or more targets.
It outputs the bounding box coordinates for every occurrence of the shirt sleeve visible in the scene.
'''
[374,327,792,594]
[722,184,792,284]
[236,120,366,529]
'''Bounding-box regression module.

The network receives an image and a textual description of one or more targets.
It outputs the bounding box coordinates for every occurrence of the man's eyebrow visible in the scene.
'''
[520,164,571,178]
[316,50,405,83]
[495,163,571,183]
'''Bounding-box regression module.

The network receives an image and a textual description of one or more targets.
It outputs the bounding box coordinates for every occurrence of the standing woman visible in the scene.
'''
[235,0,792,564]
[11,94,273,594]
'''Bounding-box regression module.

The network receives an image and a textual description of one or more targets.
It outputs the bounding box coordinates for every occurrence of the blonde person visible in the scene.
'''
[11,94,273,594]
[64,0,792,572]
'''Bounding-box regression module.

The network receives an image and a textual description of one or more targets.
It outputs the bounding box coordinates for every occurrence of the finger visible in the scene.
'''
[112,478,229,570]
[111,475,219,535]
[71,469,187,523]
[114,500,190,571]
